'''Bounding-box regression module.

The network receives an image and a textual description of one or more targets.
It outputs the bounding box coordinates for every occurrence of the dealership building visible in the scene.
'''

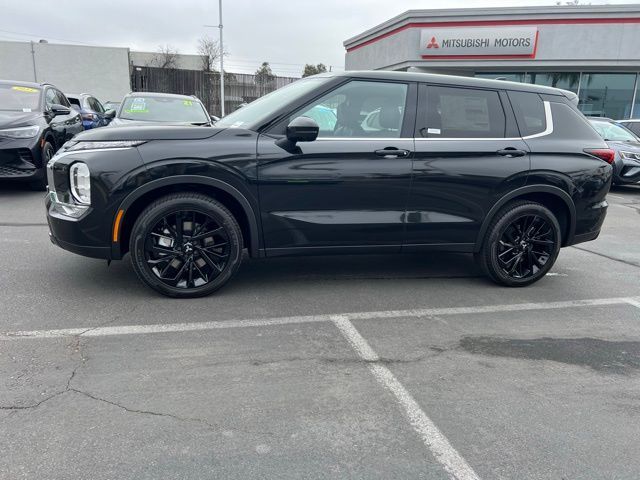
[344,4,640,120]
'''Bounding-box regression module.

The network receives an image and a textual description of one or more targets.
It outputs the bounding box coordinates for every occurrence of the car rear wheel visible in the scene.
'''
[476,201,561,287]
[129,193,243,298]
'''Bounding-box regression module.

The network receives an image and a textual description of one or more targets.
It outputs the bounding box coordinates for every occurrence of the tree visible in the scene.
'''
[152,45,179,69]
[302,63,327,77]
[255,62,275,94]
[197,35,223,72]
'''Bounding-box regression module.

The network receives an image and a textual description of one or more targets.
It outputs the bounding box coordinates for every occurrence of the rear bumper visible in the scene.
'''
[566,200,608,247]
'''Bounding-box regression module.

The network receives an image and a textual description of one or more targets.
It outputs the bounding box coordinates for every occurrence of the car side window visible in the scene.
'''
[89,97,104,113]
[420,85,506,138]
[45,88,57,109]
[508,91,546,137]
[294,80,408,138]
[624,122,640,136]
[55,90,70,107]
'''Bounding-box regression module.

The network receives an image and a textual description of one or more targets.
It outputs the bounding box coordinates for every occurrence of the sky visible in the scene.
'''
[0,0,637,77]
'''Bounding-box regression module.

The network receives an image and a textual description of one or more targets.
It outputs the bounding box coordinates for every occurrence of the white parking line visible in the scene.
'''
[332,315,481,480]
[1,297,638,340]
[625,298,640,309]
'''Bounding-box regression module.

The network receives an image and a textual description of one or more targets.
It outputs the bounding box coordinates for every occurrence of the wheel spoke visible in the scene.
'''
[191,227,224,241]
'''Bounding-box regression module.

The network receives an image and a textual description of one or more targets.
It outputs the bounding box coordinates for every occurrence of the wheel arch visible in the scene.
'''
[112,175,262,259]
[474,185,576,251]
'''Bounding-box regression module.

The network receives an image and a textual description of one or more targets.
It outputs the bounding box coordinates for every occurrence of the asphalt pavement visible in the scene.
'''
[1,181,639,479]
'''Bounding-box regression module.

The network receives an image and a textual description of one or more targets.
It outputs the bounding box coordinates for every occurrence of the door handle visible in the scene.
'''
[374,148,410,158]
[497,148,527,157]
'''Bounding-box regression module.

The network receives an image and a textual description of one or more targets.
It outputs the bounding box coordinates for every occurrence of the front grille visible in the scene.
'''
[0,164,34,177]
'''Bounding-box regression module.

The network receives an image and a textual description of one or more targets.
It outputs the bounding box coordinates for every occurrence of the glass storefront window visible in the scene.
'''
[630,75,640,118]
[528,72,580,93]
[578,73,636,120]
[474,73,529,83]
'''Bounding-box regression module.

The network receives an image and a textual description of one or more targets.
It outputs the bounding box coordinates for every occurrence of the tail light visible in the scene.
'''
[584,148,615,164]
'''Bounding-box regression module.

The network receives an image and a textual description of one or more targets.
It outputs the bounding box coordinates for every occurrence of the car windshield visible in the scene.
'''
[119,96,209,123]
[589,120,638,142]
[0,83,41,111]
[215,77,331,129]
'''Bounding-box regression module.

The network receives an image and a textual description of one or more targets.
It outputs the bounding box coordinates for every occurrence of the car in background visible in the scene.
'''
[67,93,115,130]
[616,118,640,137]
[588,117,640,185]
[109,92,213,126]
[0,80,83,189]
[103,101,121,112]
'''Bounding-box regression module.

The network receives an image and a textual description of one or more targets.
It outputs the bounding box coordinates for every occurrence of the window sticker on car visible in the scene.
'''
[12,86,39,93]
[427,128,441,135]
[183,100,193,106]
[126,98,148,113]
[22,108,32,112]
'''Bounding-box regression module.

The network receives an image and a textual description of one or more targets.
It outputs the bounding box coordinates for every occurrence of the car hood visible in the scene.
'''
[605,140,640,151]
[0,111,43,129]
[74,124,224,141]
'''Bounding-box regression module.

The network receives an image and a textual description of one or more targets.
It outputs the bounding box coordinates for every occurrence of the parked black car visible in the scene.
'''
[46,71,613,297]
[0,80,83,189]
[109,92,213,127]
[66,93,115,129]
[588,118,640,185]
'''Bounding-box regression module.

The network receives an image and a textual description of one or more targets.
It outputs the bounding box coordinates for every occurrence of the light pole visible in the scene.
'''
[204,0,225,117]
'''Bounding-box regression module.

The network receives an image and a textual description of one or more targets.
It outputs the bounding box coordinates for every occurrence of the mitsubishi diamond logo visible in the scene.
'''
[426,36,439,49]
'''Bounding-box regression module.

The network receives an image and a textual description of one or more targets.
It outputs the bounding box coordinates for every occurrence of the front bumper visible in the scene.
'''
[0,137,42,181]
[46,194,112,259]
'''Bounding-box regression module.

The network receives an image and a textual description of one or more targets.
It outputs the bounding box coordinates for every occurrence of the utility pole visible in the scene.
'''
[204,0,225,116]
[30,41,37,82]
[219,0,224,117]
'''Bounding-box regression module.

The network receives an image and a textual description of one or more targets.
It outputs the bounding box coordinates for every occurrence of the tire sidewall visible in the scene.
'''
[130,196,242,298]
[485,204,561,287]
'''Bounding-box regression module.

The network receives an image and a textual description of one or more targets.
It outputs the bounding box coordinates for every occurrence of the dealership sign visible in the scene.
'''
[420,26,538,58]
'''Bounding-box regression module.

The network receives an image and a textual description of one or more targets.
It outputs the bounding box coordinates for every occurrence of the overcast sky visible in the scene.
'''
[0,0,636,76]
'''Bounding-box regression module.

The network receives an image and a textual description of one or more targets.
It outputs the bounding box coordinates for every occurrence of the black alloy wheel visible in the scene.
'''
[477,201,561,287]
[130,193,242,297]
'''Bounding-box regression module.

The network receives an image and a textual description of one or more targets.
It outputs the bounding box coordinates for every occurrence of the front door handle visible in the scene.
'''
[497,148,527,157]
[374,148,410,158]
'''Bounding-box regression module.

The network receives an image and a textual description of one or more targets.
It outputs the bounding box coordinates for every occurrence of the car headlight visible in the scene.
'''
[619,151,640,161]
[69,162,91,205]
[0,125,40,138]
[66,140,145,151]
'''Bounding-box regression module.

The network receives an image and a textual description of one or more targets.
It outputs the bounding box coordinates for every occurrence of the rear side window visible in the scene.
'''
[620,122,640,137]
[421,86,506,138]
[508,91,546,137]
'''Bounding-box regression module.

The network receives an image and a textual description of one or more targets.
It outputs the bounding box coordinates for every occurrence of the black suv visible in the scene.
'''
[46,71,612,297]
[0,80,83,189]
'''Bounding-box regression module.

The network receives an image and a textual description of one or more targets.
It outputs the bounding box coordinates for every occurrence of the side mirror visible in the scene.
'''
[50,104,71,116]
[105,109,116,119]
[286,116,319,143]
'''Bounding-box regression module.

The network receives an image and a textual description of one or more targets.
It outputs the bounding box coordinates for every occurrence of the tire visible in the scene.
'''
[129,193,243,298]
[28,141,54,191]
[476,200,561,287]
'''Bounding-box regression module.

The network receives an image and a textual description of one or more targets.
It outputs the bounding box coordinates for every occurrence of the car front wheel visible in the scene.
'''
[476,201,561,287]
[129,193,243,298]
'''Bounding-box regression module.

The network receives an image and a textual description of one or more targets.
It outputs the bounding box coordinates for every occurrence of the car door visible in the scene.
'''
[257,79,416,254]
[405,83,530,250]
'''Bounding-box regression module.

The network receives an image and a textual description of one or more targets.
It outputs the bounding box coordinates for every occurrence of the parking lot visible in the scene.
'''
[0,183,639,479]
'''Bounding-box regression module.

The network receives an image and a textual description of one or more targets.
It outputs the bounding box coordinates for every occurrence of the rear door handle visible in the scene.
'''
[497,148,527,157]
[374,148,410,158]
